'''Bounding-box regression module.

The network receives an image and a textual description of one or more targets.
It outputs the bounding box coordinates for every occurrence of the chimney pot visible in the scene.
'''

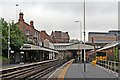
[19,12,24,21]
[30,20,34,27]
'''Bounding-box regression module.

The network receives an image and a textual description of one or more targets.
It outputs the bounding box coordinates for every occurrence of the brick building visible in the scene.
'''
[51,31,70,43]
[109,30,120,41]
[40,30,52,43]
[17,12,40,45]
[17,12,70,45]
[88,30,119,48]
[40,31,70,43]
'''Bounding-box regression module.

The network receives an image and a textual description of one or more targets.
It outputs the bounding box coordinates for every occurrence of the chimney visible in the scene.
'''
[30,20,34,28]
[18,12,24,21]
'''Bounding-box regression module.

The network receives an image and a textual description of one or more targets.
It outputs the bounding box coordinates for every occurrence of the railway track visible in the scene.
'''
[0,59,67,80]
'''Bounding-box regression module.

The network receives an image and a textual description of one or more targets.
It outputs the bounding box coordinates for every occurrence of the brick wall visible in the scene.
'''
[17,12,40,45]
[51,31,70,43]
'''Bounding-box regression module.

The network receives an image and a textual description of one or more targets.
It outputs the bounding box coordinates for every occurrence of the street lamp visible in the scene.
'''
[8,20,14,59]
[75,20,82,62]
[74,20,82,41]
[83,0,86,72]
[8,23,10,59]
[16,4,19,22]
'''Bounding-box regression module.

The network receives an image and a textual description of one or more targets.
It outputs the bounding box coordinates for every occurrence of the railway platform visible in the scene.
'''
[55,60,119,80]
[65,63,117,78]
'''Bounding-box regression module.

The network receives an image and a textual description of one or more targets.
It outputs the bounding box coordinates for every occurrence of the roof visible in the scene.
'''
[54,43,94,51]
[20,44,59,53]
[54,43,72,46]
[54,43,72,50]
[66,43,94,50]
[109,30,120,32]
[89,32,108,34]
[96,41,120,51]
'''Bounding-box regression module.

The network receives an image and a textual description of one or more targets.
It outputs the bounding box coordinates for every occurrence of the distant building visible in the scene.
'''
[17,12,70,45]
[40,30,52,43]
[88,30,120,48]
[109,30,120,41]
[17,12,40,45]
[40,30,70,44]
[51,31,70,43]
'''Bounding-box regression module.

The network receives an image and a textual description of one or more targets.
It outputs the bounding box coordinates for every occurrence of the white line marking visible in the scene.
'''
[47,60,71,80]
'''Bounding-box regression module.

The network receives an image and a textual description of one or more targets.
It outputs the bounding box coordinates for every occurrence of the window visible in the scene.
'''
[26,29,30,35]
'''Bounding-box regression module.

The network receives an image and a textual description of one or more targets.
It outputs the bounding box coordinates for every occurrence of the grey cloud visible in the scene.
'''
[0,1,118,40]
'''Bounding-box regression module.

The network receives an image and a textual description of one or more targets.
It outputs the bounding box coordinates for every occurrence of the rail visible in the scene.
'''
[97,60,118,74]
[0,59,67,80]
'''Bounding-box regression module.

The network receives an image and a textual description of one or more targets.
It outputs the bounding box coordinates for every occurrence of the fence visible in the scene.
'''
[97,60,118,73]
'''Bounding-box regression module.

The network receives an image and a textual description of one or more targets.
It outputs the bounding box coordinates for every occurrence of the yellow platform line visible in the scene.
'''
[57,59,74,80]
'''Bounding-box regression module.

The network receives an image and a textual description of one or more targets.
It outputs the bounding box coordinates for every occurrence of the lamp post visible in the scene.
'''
[75,20,82,62]
[75,20,82,41]
[8,23,10,59]
[16,4,19,22]
[8,20,14,59]
[83,0,86,72]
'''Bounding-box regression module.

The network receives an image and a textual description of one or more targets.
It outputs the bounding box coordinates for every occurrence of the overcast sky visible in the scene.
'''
[0,0,119,41]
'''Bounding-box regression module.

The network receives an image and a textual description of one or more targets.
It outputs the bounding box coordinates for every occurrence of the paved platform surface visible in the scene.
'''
[65,63,117,78]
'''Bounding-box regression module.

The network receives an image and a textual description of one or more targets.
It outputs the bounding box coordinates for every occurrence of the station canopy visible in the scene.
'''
[97,41,120,52]
[20,44,59,53]
[66,43,94,50]
[54,42,94,51]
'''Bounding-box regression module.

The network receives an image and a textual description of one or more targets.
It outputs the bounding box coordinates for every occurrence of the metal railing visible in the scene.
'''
[97,60,118,73]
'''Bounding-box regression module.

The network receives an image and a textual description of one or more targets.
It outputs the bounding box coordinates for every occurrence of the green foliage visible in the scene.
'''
[0,55,9,62]
[0,19,2,50]
[1,18,26,51]
[1,18,8,50]
[114,47,119,62]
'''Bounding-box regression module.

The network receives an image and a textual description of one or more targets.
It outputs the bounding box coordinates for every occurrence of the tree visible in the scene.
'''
[1,18,26,52]
[1,18,8,50]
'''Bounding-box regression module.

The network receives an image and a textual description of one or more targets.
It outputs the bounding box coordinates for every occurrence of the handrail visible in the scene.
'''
[97,60,118,73]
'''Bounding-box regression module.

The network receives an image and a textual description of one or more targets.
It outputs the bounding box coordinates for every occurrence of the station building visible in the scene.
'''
[10,12,59,64]
[17,12,41,45]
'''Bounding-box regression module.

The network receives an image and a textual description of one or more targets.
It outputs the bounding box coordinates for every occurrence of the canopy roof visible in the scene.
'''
[97,41,120,51]
[20,44,59,53]
[54,42,94,51]
[66,43,94,50]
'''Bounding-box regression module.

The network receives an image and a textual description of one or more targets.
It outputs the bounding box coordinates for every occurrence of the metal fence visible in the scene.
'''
[97,60,118,73]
